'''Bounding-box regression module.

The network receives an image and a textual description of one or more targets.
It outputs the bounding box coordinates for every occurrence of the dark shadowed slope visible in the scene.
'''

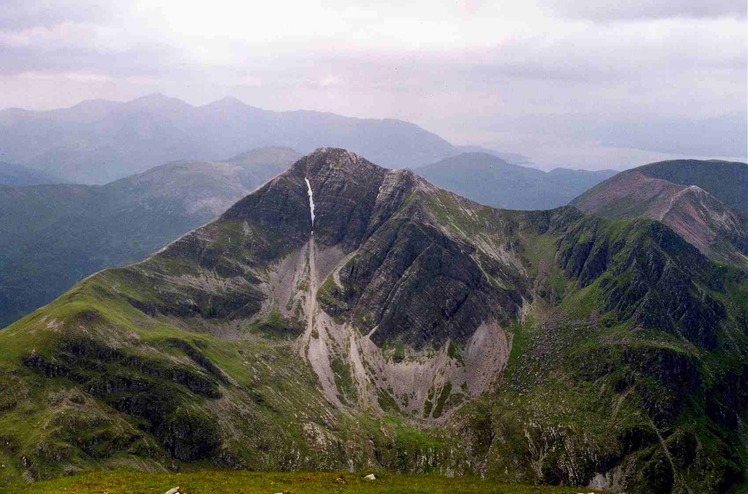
[416,152,616,210]
[572,159,747,264]
[0,149,744,493]
[0,94,455,183]
[0,147,300,327]
[0,161,57,185]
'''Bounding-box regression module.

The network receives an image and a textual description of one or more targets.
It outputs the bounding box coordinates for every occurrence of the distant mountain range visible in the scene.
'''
[416,152,617,210]
[0,94,470,184]
[0,161,57,186]
[0,149,743,493]
[0,147,300,327]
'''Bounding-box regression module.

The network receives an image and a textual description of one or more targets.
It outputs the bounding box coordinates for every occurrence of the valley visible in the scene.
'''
[0,149,744,493]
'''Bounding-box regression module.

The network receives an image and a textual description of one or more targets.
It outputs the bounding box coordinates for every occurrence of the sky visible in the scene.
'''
[0,0,745,169]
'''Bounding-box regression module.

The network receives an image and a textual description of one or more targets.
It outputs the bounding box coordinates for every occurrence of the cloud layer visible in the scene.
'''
[0,0,744,169]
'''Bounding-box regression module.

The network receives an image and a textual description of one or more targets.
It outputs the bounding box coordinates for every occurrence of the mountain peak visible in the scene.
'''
[125,93,192,111]
[572,162,747,264]
[292,147,386,178]
[201,96,249,111]
[223,148,428,252]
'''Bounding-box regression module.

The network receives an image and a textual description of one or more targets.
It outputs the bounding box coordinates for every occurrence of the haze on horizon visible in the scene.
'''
[0,0,745,170]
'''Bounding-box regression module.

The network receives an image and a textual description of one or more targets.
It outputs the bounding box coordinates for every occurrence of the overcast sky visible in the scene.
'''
[0,0,745,169]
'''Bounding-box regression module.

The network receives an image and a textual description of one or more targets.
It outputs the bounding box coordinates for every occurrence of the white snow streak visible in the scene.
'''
[305,177,316,231]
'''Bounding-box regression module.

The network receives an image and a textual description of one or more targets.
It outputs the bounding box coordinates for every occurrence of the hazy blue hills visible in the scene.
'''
[416,152,617,210]
[0,147,300,327]
[0,161,57,186]
[0,94,458,184]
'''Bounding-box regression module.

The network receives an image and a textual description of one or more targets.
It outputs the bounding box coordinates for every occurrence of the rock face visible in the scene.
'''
[0,149,744,493]
[572,160,747,265]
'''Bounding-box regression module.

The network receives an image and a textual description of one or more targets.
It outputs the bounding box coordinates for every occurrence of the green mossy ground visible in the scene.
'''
[0,470,598,494]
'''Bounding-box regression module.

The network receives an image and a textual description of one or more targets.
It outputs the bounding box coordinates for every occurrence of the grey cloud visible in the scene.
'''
[0,0,108,29]
[0,44,180,77]
[540,0,746,20]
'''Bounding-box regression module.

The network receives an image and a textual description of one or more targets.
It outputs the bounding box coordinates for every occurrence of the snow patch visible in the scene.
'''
[305,177,315,231]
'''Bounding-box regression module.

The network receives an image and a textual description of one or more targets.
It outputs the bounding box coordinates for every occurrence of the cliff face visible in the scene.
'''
[0,149,745,493]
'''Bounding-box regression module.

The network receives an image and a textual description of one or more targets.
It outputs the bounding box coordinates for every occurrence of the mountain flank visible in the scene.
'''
[0,147,300,327]
[572,159,747,265]
[0,149,744,493]
[0,161,57,186]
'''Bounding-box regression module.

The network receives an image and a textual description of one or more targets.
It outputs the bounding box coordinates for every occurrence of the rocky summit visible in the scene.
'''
[0,149,745,493]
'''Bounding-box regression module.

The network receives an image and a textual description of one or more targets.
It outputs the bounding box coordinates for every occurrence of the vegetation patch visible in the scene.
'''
[330,356,358,405]
[247,310,303,339]
[1,470,595,493]
[432,382,452,419]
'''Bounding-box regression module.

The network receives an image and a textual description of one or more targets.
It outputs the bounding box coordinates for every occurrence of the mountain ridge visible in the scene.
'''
[0,95,456,183]
[0,161,58,186]
[0,147,301,327]
[416,152,617,210]
[0,149,744,493]
[572,159,747,265]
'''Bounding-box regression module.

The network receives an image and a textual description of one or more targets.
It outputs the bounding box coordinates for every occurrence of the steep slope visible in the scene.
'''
[635,159,747,214]
[0,149,744,493]
[0,95,455,183]
[0,161,57,186]
[572,160,747,265]
[417,153,616,210]
[0,147,299,327]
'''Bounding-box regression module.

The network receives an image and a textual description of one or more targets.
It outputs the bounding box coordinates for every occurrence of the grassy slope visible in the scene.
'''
[452,213,747,491]
[424,191,746,490]
[0,216,469,486]
[0,471,596,494]
[0,153,296,328]
[0,174,744,492]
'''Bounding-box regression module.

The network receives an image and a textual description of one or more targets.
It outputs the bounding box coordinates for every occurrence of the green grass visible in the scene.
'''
[0,470,596,494]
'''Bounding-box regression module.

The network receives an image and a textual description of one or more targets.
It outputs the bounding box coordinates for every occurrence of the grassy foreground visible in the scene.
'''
[0,471,600,494]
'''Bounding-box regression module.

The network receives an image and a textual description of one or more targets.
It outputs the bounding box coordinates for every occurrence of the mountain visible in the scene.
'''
[0,161,57,185]
[0,94,457,184]
[630,159,747,214]
[572,159,747,265]
[0,149,744,493]
[453,146,533,165]
[0,147,300,327]
[416,152,617,210]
